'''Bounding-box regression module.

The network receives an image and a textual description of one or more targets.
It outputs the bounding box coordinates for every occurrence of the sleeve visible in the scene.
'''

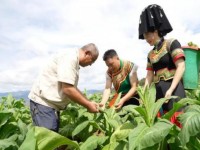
[130,63,138,74]
[57,55,78,85]
[146,57,153,71]
[169,40,185,63]
[106,72,112,81]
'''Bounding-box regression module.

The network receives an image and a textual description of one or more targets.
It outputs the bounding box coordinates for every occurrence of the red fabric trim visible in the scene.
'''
[157,111,183,128]
[157,112,161,117]
[170,112,183,128]
[146,68,153,71]
[173,54,185,63]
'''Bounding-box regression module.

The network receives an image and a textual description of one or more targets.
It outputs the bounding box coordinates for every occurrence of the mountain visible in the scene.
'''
[0,89,103,100]
[83,89,103,95]
[0,91,30,100]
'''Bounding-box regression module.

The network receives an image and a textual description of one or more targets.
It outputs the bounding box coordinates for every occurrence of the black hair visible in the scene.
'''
[147,28,165,38]
[103,49,118,61]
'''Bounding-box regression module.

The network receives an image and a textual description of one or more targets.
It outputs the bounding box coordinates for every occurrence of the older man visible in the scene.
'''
[29,43,99,132]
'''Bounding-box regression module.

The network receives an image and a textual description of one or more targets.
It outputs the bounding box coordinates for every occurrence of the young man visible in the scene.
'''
[99,49,139,110]
[29,43,99,132]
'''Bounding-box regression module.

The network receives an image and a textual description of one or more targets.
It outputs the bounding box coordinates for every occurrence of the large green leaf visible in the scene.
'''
[129,119,173,150]
[107,119,120,130]
[72,120,89,137]
[110,122,134,142]
[104,107,116,119]
[0,112,12,128]
[18,127,36,150]
[146,84,156,110]
[184,104,200,113]
[136,85,175,126]
[140,119,173,149]
[0,122,18,139]
[179,105,200,146]
[134,107,149,125]
[150,97,175,124]
[167,125,183,150]
[102,142,120,150]
[163,98,200,120]
[102,141,128,150]
[17,119,29,144]
[77,108,87,118]
[89,121,104,132]
[82,111,94,121]
[119,105,140,116]
[137,84,156,118]
[136,85,145,102]
[80,135,108,150]
[118,105,144,124]
[128,123,149,150]
[19,126,79,150]
[0,134,18,149]
[59,124,75,137]
[162,103,183,121]
[186,135,200,150]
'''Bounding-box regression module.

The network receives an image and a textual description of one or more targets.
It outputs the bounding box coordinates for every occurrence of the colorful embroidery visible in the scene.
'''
[147,39,185,82]
[154,68,176,83]
[108,60,133,92]
[171,48,185,63]
[148,41,168,64]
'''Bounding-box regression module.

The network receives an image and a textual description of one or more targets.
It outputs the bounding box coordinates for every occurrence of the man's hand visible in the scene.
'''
[86,102,99,113]
[99,102,106,110]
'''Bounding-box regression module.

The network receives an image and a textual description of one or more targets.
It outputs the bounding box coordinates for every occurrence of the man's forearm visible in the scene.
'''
[62,85,90,108]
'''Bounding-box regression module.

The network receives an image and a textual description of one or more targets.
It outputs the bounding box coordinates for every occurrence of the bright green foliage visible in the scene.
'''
[1,86,200,150]
[179,105,200,146]
[129,119,173,150]
[126,85,174,150]
[185,89,200,101]
[110,122,134,142]
[0,95,31,150]
[80,135,108,150]
[136,84,174,126]
[19,126,79,150]
[162,97,200,120]
[0,94,31,124]
[185,73,200,101]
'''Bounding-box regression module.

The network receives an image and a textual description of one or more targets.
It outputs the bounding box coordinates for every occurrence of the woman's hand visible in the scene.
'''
[115,100,124,110]
[164,88,173,103]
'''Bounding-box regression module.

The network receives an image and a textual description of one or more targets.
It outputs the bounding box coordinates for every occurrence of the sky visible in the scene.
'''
[0,0,200,92]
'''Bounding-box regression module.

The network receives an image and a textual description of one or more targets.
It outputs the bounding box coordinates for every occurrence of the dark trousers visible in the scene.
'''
[30,100,60,132]
[155,79,186,111]
[122,94,140,107]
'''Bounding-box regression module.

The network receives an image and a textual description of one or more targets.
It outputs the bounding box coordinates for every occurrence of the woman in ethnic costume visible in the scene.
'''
[139,4,186,127]
[99,49,139,110]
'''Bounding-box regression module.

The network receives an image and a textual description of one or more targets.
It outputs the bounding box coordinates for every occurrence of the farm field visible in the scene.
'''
[0,84,200,150]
